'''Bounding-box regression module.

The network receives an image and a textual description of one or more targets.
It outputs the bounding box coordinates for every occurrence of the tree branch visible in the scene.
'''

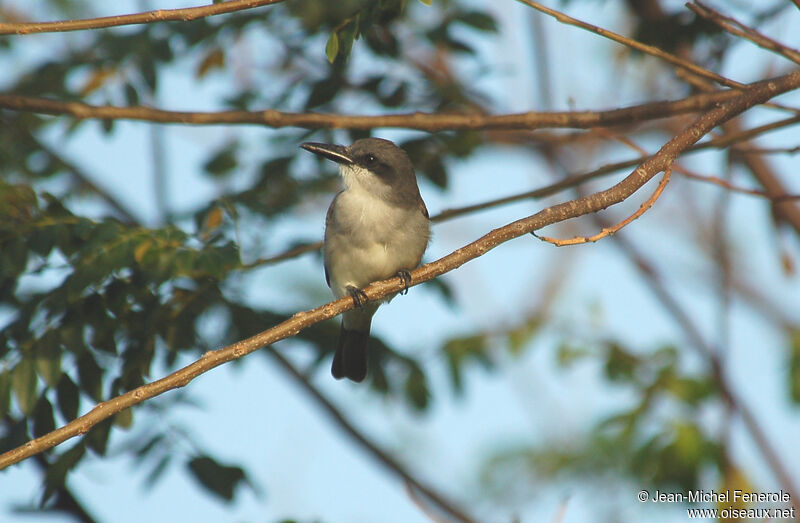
[0,90,744,130]
[268,350,478,523]
[0,0,288,35]
[2,69,798,471]
[535,166,672,245]
[242,112,800,270]
[689,2,800,66]
[515,0,742,89]
[728,121,800,236]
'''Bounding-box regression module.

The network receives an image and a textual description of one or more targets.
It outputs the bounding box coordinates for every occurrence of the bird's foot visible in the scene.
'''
[395,270,412,295]
[346,285,369,308]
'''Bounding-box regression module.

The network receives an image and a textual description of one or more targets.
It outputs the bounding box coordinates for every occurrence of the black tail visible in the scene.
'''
[331,324,369,382]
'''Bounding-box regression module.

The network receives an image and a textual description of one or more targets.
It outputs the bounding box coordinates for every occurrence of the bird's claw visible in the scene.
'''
[346,286,369,308]
[396,270,412,295]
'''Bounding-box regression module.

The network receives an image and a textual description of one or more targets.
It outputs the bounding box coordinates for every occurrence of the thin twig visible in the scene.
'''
[0,0,288,35]
[730,276,798,330]
[515,0,740,89]
[689,2,800,66]
[681,73,800,237]
[726,119,800,237]
[239,242,323,270]
[268,351,476,523]
[1,69,798,471]
[678,166,800,201]
[594,125,800,201]
[0,90,745,130]
[515,0,800,116]
[535,166,672,246]
[405,481,452,523]
[733,145,800,155]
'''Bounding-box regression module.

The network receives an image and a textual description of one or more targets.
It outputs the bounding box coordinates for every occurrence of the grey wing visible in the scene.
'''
[322,194,340,288]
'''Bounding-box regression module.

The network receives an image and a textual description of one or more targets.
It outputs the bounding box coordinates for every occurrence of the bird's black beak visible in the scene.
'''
[300,142,353,165]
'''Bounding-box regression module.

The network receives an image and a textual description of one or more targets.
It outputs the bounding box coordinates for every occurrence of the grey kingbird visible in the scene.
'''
[300,138,430,382]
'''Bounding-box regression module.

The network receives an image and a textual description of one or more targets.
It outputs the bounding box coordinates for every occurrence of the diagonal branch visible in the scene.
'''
[0,0,288,35]
[535,166,672,245]
[1,69,798,471]
[0,89,745,130]
[689,2,800,66]
[728,120,800,235]
[516,0,798,116]
[515,0,742,89]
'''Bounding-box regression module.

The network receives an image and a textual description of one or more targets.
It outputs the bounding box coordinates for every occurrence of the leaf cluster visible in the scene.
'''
[480,340,724,503]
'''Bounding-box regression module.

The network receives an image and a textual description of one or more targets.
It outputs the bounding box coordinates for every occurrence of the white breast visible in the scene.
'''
[324,166,430,298]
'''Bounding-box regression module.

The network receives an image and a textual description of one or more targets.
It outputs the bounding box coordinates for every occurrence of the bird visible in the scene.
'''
[300,138,430,382]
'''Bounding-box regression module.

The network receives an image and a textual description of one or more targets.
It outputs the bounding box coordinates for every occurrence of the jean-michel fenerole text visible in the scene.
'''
[651,489,791,504]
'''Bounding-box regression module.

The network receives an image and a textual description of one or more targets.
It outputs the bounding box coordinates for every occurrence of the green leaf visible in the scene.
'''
[337,19,358,62]
[604,343,639,382]
[145,454,172,488]
[100,118,114,135]
[0,370,10,417]
[12,358,38,415]
[124,82,140,106]
[85,418,113,456]
[507,316,540,355]
[135,434,166,458]
[672,422,704,463]
[789,329,800,403]
[455,11,498,33]
[0,237,28,278]
[114,407,133,429]
[443,334,489,395]
[77,352,103,402]
[418,0,433,5]
[203,142,239,177]
[444,36,474,54]
[35,332,62,387]
[56,374,80,421]
[404,367,430,410]
[33,396,56,438]
[141,59,157,93]
[187,455,247,502]
[665,376,716,406]
[426,277,456,307]
[305,78,340,109]
[556,342,590,367]
[90,325,117,354]
[325,31,339,63]
[43,443,86,504]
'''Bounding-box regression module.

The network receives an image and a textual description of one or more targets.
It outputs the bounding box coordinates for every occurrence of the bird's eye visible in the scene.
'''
[365,154,376,164]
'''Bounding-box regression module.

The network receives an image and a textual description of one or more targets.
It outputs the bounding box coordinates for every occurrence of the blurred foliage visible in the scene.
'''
[0,0,500,517]
[480,340,723,502]
[789,329,800,403]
